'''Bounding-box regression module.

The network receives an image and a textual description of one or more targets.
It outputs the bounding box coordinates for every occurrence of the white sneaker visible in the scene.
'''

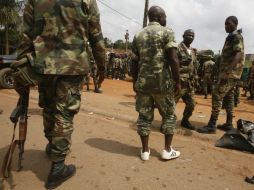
[140,149,150,161]
[161,147,180,160]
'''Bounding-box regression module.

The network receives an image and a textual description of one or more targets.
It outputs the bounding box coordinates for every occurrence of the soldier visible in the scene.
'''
[175,29,198,130]
[112,54,120,80]
[202,56,215,99]
[132,6,181,161]
[197,16,244,134]
[247,60,254,100]
[88,45,103,93]
[17,0,105,189]
[84,73,90,91]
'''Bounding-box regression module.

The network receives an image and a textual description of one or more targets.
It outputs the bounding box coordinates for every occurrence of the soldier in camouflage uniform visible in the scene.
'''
[247,60,254,100]
[202,56,215,99]
[132,6,181,161]
[17,0,105,188]
[197,16,244,134]
[175,29,198,130]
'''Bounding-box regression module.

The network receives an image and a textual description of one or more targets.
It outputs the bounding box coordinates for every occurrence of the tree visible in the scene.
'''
[0,0,19,54]
[104,37,112,48]
[113,40,125,49]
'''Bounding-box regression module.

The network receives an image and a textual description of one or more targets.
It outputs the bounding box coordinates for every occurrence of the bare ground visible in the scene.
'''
[0,78,254,190]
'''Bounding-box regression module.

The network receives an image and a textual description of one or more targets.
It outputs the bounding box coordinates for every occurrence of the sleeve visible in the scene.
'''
[130,37,139,81]
[232,35,244,52]
[131,36,139,59]
[164,28,178,51]
[17,0,35,60]
[87,0,105,69]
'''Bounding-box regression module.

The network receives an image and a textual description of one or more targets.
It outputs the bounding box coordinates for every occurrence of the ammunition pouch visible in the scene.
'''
[11,55,44,87]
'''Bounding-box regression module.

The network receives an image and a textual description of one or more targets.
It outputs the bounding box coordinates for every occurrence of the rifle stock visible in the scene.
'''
[0,85,29,179]
[17,88,29,171]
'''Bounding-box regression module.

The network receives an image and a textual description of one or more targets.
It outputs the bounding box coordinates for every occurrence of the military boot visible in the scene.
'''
[247,96,254,100]
[94,88,103,93]
[45,143,52,157]
[204,94,208,99]
[45,160,76,189]
[217,114,233,131]
[197,116,217,134]
[181,118,196,130]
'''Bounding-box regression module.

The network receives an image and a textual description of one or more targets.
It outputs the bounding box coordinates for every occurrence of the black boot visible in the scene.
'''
[204,94,207,99]
[45,143,52,157]
[217,114,233,131]
[247,96,254,100]
[181,118,196,130]
[45,160,76,189]
[94,88,103,93]
[197,116,217,134]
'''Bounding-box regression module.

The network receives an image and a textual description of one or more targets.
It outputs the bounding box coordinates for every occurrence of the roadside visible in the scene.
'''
[0,79,254,190]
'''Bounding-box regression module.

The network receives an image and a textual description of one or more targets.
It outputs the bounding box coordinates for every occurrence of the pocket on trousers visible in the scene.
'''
[66,87,82,113]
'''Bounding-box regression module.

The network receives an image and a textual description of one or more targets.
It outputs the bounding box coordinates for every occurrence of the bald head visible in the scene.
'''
[148,6,166,26]
[184,29,195,36]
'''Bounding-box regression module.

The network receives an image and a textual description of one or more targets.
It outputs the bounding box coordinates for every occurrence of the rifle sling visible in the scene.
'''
[0,122,19,179]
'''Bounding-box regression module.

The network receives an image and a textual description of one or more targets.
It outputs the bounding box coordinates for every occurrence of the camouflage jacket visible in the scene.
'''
[203,60,215,74]
[18,0,105,75]
[177,42,198,82]
[132,22,178,94]
[219,29,245,79]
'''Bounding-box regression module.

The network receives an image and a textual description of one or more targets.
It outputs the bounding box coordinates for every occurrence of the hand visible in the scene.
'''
[174,83,181,96]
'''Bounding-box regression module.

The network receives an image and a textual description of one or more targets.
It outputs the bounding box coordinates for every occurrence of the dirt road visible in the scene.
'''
[0,78,253,190]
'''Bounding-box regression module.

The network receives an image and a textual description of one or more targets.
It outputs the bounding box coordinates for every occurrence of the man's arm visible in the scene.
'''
[131,38,139,92]
[17,0,35,59]
[231,51,244,68]
[87,0,105,71]
[167,48,181,95]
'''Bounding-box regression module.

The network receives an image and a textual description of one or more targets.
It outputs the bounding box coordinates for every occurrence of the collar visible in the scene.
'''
[148,22,161,26]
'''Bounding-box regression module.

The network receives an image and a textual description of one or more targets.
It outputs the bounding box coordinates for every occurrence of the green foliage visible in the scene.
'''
[104,37,112,48]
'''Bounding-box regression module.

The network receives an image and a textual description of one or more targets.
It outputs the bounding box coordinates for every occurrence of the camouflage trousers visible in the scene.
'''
[211,78,237,119]
[135,92,176,136]
[175,85,195,120]
[249,79,254,96]
[203,74,213,95]
[38,75,84,162]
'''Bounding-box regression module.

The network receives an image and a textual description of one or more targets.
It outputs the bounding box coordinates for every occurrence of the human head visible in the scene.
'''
[148,6,166,26]
[183,29,195,46]
[225,16,238,33]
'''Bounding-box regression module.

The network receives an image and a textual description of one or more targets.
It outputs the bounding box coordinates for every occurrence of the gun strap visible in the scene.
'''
[0,122,18,179]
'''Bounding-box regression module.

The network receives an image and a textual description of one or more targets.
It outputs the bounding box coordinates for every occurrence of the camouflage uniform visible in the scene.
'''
[18,0,105,162]
[175,42,198,122]
[248,64,254,99]
[112,56,120,80]
[198,29,244,133]
[132,22,178,136]
[202,59,215,98]
[212,30,244,120]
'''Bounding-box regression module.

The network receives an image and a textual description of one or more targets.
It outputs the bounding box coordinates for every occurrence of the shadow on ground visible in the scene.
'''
[0,146,50,190]
[85,138,160,159]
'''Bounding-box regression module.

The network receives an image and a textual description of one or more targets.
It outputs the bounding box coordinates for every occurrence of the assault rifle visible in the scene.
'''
[0,85,29,178]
